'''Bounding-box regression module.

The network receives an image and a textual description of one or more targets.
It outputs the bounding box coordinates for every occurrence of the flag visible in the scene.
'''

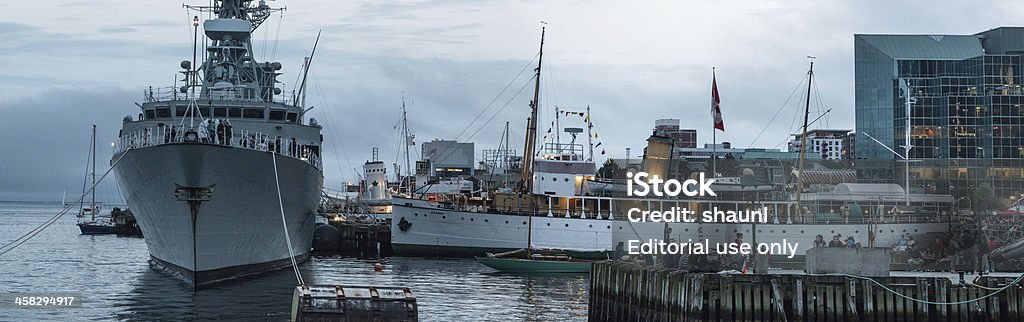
[712,72,725,131]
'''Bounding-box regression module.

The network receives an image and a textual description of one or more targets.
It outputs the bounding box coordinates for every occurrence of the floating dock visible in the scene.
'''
[589,260,1024,321]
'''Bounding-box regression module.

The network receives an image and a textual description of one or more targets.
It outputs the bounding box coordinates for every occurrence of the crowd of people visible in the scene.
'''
[896,214,1013,272]
[812,233,859,248]
[117,120,320,167]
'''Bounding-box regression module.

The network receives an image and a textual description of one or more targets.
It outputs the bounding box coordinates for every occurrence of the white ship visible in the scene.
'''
[391,30,955,261]
[112,0,323,287]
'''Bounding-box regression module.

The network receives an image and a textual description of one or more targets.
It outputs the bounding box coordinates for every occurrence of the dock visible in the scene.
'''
[589,260,1024,321]
[313,214,393,257]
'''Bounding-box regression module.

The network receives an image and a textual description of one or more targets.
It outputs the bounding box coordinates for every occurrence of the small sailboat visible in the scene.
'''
[77,125,118,235]
[476,249,593,273]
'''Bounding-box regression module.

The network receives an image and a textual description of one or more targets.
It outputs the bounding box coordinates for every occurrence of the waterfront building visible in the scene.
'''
[788,129,854,160]
[653,119,697,148]
[856,27,1024,199]
[421,139,474,177]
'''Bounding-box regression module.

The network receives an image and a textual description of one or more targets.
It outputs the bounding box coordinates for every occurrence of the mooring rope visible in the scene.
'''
[0,152,128,256]
[271,152,305,285]
[832,272,1024,306]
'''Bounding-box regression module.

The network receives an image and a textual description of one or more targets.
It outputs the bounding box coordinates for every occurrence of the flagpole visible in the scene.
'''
[712,67,717,178]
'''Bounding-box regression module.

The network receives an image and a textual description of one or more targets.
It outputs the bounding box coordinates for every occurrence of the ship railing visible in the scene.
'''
[142,86,300,106]
[114,125,322,171]
[420,195,953,224]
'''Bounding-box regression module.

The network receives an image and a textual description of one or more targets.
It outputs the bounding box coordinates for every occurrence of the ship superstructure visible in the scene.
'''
[112,0,323,287]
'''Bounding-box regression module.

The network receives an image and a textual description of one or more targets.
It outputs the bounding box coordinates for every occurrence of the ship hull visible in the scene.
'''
[391,198,952,261]
[112,143,321,286]
[391,198,614,259]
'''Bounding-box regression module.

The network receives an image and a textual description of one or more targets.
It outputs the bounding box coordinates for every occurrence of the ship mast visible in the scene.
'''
[401,98,412,196]
[794,59,814,220]
[520,27,545,193]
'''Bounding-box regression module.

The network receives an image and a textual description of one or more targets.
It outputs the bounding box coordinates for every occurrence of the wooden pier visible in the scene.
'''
[589,260,1024,321]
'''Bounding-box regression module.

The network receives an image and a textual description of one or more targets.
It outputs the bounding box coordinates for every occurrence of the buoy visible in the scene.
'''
[312,223,342,252]
[374,263,383,272]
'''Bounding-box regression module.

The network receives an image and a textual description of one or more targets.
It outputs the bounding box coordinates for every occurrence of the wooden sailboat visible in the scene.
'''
[474,27,592,273]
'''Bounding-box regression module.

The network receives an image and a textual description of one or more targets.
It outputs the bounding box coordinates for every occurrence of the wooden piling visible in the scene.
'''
[588,261,1024,322]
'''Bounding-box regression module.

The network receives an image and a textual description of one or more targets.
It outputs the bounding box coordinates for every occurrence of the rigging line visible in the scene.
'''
[771,108,833,150]
[812,77,830,129]
[310,69,356,182]
[425,53,540,167]
[786,81,809,143]
[425,75,537,170]
[270,11,284,61]
[260,10,271,59]
[271,152,304,285]
[0,152,128,256]
[749,73,809,147]
[454,52,539,143]
[452,75,536,161]
[78,130,93,214]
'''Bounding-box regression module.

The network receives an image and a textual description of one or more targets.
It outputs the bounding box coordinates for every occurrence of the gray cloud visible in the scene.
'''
[0,88,134,202]
[3,0,1024,201]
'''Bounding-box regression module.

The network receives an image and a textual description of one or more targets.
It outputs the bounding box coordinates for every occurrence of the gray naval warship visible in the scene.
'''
[112,0,323,287]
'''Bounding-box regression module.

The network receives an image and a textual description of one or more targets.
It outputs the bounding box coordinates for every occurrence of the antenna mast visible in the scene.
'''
[297,30,322,111]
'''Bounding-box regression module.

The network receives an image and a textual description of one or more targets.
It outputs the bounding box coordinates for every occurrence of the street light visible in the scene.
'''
[862,79,919,206]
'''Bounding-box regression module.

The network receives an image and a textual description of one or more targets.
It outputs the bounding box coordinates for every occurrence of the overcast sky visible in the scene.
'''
[1,0,1021,201]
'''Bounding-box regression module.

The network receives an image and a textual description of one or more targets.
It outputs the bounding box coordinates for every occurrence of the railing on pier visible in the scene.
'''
[590,260,1024,321]
[114,125,322,171]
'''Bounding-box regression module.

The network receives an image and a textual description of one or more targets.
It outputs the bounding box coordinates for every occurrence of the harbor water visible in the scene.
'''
[0,202,588,321]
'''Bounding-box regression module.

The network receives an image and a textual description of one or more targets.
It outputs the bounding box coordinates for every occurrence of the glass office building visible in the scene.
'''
[855,27,1024,200]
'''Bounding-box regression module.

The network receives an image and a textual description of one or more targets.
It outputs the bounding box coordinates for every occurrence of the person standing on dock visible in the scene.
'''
[224,120,233,146]
[217,120,225,145]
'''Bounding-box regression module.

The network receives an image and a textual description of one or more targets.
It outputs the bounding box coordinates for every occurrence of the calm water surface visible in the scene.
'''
[0,202,588,321]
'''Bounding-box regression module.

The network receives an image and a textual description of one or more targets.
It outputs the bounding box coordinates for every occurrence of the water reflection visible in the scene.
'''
[1,204,588,321]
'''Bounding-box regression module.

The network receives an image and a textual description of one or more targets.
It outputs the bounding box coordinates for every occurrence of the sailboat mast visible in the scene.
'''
[520,27,545,192]
[402,99,412,196]
[90,124,97,221]
[794,61,814,218]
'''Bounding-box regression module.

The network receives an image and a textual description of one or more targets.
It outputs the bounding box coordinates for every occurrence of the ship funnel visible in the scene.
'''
[642,133,673,180]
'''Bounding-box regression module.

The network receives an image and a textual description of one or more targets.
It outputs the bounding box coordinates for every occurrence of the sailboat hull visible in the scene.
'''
[78,223,118,235]
[475,256,592,273]
[113,143,321,286]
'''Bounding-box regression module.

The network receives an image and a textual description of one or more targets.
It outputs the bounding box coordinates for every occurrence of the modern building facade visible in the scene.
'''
[855,27,1024,199]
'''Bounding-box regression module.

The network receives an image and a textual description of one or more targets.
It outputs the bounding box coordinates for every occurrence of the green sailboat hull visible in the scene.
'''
[474,256,592,273]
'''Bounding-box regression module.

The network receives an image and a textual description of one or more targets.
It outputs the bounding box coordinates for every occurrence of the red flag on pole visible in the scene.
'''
[712,73,725,131]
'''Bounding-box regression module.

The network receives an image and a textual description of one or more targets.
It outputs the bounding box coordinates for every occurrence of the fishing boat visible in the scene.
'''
[111,0,324,287]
